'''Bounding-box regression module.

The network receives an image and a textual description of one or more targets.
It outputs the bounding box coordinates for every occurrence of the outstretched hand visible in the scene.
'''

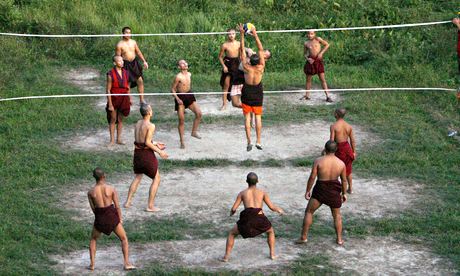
[305,191,311,200]
[238,24,245,34]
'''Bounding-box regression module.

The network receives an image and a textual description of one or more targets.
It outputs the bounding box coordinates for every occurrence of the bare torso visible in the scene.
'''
[331,120,353,143]
[304,38,322,58]
[223,40,240,58]
[316,155,345,181]
[134,120,154,144]
[88,184,115,208]
[116,39,137,61]
[175,72,192,93]
[240,187,266,209]
[244,65,264,85]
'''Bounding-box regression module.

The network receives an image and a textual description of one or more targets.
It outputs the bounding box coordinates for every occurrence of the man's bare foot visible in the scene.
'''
[220,104,227,111]
[219,256,229,262]
[191,133,201,139]
[347,189,353,194]
[300,95,311,100]
[326,97,333,103]
[124,201,131,208]
[87,265,95,271]
[146,207,160,212]
[270,255,277,260]
[116,140,126,145]
[180,143,185,149]
[295,238,308,244]
[108,142,115,147]
[124,264,136,271]
[336,239,344,246]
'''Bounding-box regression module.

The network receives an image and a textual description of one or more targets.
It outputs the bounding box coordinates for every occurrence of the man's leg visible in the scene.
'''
[266,227,277,259]
[347,173,353,194]
[113,223,135,270]
[255,114,262,148]
[108,110,117,145]
[137,77,145,103]
[146,170,161,212]
[177,105,186,149]
[231,95,242,108]
[116,112,125,145]
[244,112,252,150]
[297,198,321,242]
[89,227,101,270]
[304,75,313,99]
[188,102,202,139]
[331,208,344,245]
[319,73,331,101]
[221,225,239,262]
[124,174,143,208]
[221,76,230,110]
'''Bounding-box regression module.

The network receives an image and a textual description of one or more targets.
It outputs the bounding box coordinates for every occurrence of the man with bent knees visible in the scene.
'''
[297,141,348,245]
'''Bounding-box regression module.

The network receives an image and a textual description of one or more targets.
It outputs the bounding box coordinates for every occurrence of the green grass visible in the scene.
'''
[1,0,460,274]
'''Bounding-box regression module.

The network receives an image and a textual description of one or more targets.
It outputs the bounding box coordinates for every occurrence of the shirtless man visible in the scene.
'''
[171,59,202,149]
[330,108,356,193]
[124,103,168,212]
[88,167,135,271]
[219,28,240,110]
[453,18,460,75]
[302,30,332,102]
[116,26,148,103]
[296,141,348,245]
[238,24,266,151]
[221,172,284,262]
[106,55,132,146]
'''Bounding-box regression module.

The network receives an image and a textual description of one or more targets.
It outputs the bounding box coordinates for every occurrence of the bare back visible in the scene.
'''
[240,187,266,209]
[243,65,264,85]
[88,184,116,208]
[134,120,155,144]
[116,39,137,61]
[173,72,192,93]
[316,155,345,181]
[331,119,354,143]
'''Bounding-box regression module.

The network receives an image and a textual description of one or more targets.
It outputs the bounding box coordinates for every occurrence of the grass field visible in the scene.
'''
[0,0,459,274]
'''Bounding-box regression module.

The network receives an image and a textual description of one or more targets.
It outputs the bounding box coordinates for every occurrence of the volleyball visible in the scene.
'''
[243,23,255,34]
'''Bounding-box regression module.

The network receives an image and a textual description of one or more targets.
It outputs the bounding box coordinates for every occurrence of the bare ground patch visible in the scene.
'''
[63,167,419,223]
[64,121,376,161]
[51,236,456,275]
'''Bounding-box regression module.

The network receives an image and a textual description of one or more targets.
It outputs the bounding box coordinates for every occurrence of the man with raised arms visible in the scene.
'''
[124,103,168,212]
[301,30,333,102]
[221,172,284,262]
[106,55,132,146]
[116,26,149,103]
[296,141,348,245]
[88,167,135,271]
[171,59,202,149]
[330,108,356,193]
[238,24,266,151]
[218,28,241,110]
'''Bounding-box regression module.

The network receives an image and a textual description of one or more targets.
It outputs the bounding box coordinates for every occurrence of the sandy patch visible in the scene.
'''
[63,167,419,223]
[63,68,102,94]
[64,121,376,161]
[51,237,456,275]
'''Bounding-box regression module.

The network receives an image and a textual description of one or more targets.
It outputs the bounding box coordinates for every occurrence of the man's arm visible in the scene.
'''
[134,42,149,69]
[112,188,123,223]
[238,24,246,66]
[115,42,122,56]
[106,75,114,111]
[145,124,168,159]
[304,41,309,59]
[263,192,284,214]
[230,193,242,216]
[87,192,96,214]
[339,164,348,202]
[316,37,329,59]
[218,44,228,72]
[252,27,265,67]
[329,125,335,141]
[170,75,183,104]
[349,126,357,158]
[305,160,318,200]
[453,18,460,30]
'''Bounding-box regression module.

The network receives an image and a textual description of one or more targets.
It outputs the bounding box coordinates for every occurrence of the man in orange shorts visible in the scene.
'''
[238,24,266,151]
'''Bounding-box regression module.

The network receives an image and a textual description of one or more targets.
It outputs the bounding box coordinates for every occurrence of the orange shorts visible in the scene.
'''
[242,103,263,115]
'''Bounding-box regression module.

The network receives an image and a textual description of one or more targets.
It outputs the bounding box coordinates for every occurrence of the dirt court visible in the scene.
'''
[63,167,419,223]
[64,121,376,161]
[51,236,456,275]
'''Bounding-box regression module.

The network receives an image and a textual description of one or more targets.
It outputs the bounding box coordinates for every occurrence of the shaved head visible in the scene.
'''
[335,108,346,118]
[246,172,258,186]
[93,167,105,181]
